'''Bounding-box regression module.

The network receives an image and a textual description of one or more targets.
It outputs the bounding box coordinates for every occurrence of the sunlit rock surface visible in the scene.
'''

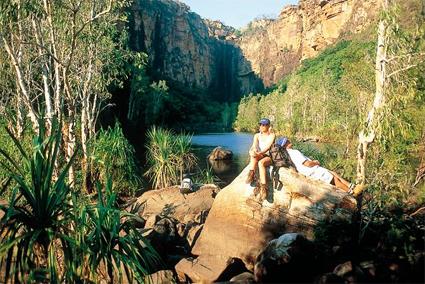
[130,0,381,96]
[175,166,357,282]
[238,0,382,86]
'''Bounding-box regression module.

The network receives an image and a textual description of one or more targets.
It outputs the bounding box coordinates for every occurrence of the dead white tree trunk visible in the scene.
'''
[43,0,62,117]
[32,19,53,132]
[2,37,40,133]
[15,94,25,138]
[356,19,387,185]
[66,104,76,185]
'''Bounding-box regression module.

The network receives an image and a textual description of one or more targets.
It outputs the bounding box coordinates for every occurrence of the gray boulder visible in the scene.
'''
[254,233,316,282]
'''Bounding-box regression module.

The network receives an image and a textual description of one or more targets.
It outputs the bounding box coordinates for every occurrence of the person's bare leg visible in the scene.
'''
[248,156,259,171]
[258,157,272,185]
[246,156,259,184]
[332,174,349,191]
[329,170,350,187]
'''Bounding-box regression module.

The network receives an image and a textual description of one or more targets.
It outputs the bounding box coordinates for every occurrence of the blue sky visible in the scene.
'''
[179,0,299,29]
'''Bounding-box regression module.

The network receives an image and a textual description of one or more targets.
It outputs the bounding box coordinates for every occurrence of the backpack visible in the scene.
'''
[269,137,297,170]
[180,175,194,194]
[269,137,297,190]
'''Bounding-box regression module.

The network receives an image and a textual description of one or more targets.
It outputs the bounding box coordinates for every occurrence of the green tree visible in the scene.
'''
[0,0,131,186]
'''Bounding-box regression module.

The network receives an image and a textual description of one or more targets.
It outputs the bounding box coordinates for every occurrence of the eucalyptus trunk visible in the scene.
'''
[2,37,40,133]
[32,19,53,132]
[356,18,387,185]
[66,105,76,185]
[15,90,25,139]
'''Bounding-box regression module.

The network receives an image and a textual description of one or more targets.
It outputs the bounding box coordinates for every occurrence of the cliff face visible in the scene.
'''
[238,0,382,86]
[129,0,262,102]
[238,6,303,87]
[130,0,381,97]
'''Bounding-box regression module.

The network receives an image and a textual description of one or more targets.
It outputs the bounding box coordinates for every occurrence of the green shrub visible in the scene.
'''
[0,121,76,282]
[193,165,217,185]
[0,121,161,282]
[89,122,141,196]
[0,120,33,200]
[145,126,197,189]
[72,178,162,282]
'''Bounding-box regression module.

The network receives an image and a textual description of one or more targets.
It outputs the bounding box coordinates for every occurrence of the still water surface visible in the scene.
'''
[191,132,253,185]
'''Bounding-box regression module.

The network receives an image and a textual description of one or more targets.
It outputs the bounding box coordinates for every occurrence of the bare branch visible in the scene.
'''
[387,52,425,62]
[409,207,425,217]
[75,0,113,37]
[386,64,417,78]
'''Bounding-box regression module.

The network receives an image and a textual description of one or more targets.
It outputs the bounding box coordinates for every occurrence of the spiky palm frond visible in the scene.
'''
[0,121,76,283]
[76,178,162,283]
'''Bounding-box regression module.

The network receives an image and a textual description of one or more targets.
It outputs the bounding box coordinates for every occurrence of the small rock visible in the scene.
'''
[254,233,316,283]
[145,270,175,284]
[230,272,255,283]
[208,146,233,160]
[333,261,353,277]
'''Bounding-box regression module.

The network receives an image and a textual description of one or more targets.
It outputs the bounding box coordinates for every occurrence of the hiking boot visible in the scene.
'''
[259,183,268,201]
[253,184,260,197]
[246,170,255,184]
[351,184,365,197]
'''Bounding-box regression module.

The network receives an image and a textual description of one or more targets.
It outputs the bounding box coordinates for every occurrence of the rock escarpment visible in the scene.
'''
[129,0,263,102]
[238,0,383,86]
[130,0,381,96]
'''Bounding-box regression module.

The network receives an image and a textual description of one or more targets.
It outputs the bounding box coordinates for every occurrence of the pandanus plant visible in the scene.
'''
[0,121,76,283]
[0,121,162,283]
[72,178,162,283]
[145,126,197,189]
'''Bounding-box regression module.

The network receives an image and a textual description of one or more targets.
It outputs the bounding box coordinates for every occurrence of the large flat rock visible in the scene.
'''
[176,166,357,281]
[135,184,219,225]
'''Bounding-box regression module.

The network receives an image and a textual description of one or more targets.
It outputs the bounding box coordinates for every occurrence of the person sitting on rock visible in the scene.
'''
[246,118,275,199]
[280,137,364,196]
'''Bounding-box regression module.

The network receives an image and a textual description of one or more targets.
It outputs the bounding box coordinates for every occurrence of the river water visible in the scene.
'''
[191,132,253,185]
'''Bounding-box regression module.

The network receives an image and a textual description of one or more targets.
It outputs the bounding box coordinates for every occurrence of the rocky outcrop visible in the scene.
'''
[238,0,383,86]
[135,184,218,226]
[299,0,382,59]
[175,166,357,282]
[129,0,263,101]
[238,6,303,87]
[254,233,317,282]
[133,184,220,264]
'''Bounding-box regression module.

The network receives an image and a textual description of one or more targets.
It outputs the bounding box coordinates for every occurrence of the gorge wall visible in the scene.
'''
[129,0,263,102]
[130,0,382,97]
[238,0,383,86]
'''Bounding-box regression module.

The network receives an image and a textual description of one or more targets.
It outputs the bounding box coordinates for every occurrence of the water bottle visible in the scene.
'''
[180,175,193,193]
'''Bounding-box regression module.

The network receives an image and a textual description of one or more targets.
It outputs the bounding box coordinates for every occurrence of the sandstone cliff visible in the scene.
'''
[129,0,263,102]
[238,0,383,86]
[130,0,381,97]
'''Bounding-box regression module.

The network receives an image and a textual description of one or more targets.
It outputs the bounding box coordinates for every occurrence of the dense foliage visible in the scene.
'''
[145,127,197,189]
[89,122,142,196]
[0,122,160,282]
[235,40,375,137]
